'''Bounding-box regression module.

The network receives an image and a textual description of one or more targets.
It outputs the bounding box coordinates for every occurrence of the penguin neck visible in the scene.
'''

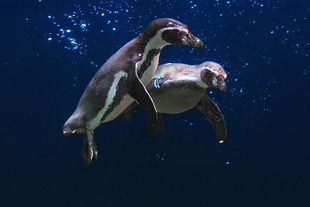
[136,29,170,84]
[138,28,170,51]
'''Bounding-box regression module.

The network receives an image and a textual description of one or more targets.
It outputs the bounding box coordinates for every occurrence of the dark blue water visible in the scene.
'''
[2,0,310,206]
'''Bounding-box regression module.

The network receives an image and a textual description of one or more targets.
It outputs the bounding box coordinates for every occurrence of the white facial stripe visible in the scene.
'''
[138,26,185,64]
[167,21,188,32]
[180,28,188,33]
[221,70,227,79]
[143,27,174,52]
[212,79,217,86]
[89,71,128,129]
[137,26,179,84]
[202,66,221,87]
[204,66,219,76]
[203,66,227,79]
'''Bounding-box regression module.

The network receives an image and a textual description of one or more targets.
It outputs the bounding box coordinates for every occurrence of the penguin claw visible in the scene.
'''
[82,140,98,167]
[82,130,98,167]
[146,120,164,138]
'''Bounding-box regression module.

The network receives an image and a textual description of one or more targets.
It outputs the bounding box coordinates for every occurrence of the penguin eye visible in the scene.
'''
[162,29,183,44]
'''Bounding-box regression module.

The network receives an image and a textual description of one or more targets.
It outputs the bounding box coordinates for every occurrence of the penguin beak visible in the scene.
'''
[185,32,204,48]
[217,76,227,92]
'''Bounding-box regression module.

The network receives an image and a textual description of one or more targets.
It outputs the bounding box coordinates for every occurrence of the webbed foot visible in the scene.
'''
[145,114,164,138]
[82,130,98,167]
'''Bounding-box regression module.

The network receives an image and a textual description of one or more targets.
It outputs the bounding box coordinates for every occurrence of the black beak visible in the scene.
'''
[217,76,227,92]
[185,32,204,48]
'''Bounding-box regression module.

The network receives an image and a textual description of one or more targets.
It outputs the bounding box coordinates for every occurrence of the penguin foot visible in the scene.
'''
[146,119,164,139]
[82,130,98,167]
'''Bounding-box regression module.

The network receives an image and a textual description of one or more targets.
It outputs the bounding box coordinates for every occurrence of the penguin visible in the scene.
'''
[63,18,204,166]
[123,61,228,142]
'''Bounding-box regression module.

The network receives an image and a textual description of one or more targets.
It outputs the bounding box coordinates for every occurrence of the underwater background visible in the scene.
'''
[2,0,309,206]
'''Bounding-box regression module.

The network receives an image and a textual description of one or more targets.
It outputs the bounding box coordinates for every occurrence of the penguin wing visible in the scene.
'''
[127,64,163,135]
[195,95,227,143]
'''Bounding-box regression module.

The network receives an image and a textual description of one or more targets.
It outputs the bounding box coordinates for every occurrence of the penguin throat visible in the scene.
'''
[137,49,161,83]
[89,71,128,129]
[140,27,171,52]
[136,27,175,84]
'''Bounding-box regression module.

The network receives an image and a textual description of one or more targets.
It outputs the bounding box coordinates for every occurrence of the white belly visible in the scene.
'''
[102,55,159,122]
[88,55,159,130]
[153,89,204,114]
[103,54,160,122]
[88,71,130,130]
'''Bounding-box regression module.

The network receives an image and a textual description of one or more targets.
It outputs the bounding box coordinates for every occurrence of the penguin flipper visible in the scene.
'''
[128,67,163,137]
[122,102,138,122]
[195,95,227,143]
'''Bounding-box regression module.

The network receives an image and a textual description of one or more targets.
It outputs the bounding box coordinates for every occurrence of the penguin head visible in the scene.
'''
[142,18,204,48]
[200,61,227,91]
